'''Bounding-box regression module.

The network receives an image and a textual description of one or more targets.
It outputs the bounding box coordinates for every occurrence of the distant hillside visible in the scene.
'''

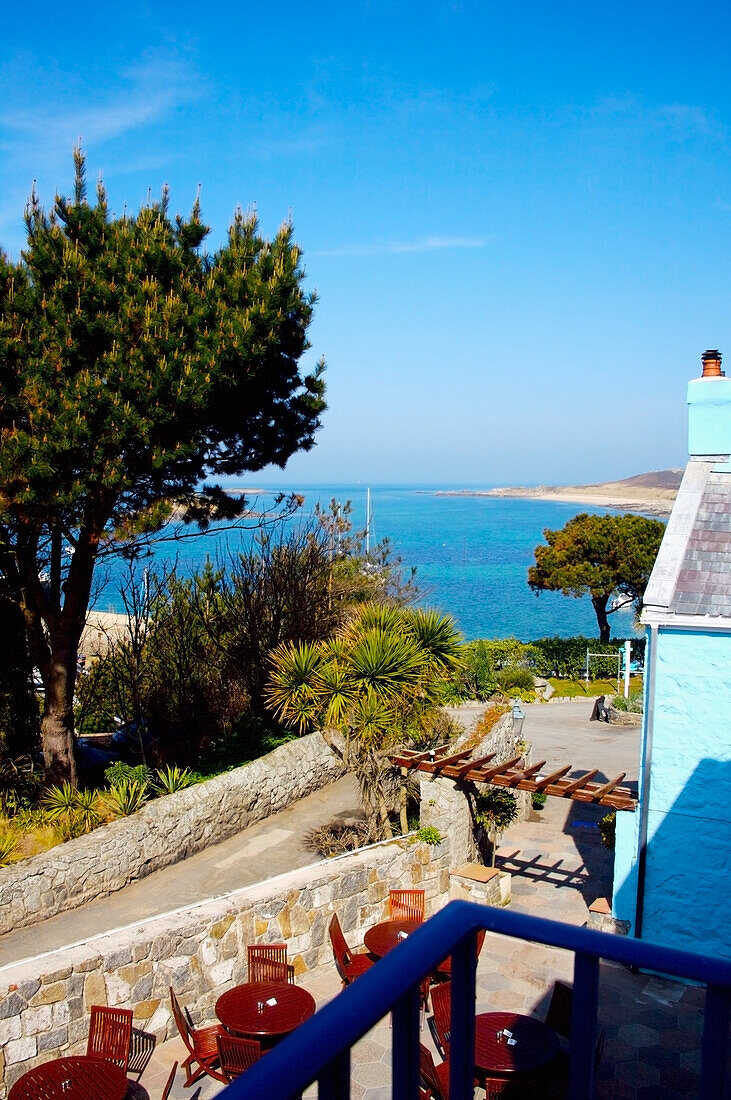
[435,469,682,516]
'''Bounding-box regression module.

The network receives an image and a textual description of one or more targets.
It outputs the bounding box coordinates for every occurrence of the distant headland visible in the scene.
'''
[434,469,682,516]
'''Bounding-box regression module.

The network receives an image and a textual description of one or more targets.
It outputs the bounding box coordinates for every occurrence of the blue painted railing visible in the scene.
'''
[222,900,731,1099]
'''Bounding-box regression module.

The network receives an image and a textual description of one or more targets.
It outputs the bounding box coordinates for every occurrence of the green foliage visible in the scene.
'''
[529,514,665,642]
[474,788,519,833]
[152,765,198,795]
[104,762,152,788]
[104,778,149,818]
[266,603,463,838]
[41,782,103,839]
[0,829,20,866]
[531,791,547,810]
[0,150,326,785]
[416,826,444,846]
[611,689,644,713]
[474,787,519,867]
[530,635,646,679]
[495,666,535,695]
[449,637,540,701]
[599,812,616,850]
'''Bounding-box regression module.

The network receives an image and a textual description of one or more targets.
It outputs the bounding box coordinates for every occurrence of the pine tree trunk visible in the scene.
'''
[40,639,78,787]
[592,595,611,644]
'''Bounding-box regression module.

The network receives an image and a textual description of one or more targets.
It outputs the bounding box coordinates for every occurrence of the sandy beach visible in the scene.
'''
[435,469,681,516]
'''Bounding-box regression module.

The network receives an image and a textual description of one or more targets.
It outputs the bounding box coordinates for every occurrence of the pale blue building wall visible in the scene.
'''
[613,627,731,958]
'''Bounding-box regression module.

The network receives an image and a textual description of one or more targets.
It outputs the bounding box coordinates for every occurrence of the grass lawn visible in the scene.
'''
[546,677,643,698]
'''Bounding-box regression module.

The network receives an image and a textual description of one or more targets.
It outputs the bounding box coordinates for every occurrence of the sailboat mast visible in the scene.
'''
[366,487,371,556]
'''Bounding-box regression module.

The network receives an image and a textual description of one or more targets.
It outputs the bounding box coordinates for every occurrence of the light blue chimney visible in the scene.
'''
[687,350,731,457]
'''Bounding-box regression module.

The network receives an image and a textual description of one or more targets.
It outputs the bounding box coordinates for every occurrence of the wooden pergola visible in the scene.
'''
[389,746,636,812]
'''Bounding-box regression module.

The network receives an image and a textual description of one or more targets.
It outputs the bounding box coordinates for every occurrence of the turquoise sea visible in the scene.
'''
[98,485,644,641]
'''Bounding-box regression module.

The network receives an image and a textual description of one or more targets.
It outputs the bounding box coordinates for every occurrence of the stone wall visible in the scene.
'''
[0,733,344,936]
[0,835,449,1094]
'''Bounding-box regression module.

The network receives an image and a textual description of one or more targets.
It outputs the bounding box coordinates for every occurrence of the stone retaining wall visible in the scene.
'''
[0,835,449,1094]
[0,733,344,936]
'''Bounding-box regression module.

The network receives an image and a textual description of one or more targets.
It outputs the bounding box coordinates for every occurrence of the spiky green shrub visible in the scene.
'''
[104,778,149,818]
[0,829,20,866]
[152,766,197,795]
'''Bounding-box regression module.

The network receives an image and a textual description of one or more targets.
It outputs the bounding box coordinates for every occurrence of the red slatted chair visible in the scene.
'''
[169,986,227,1087]
[160,1062,178,1100]
[434,928,487,981]
[247,944,294,983]
[217,1034,263,1081]
[329,913,376,986]
[429,981,451,1058]
[418,1043,451,1099]
[389,888,425,922]
[86,1005,133,1071]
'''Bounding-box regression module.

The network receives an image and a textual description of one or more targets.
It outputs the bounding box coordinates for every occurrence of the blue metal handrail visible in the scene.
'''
[222,900,731,1099]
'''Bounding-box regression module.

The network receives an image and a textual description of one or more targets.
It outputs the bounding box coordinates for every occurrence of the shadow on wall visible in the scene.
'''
[614,756,731,960]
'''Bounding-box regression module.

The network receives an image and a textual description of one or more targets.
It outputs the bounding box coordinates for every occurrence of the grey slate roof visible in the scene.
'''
[642,458,731,624]
[669,471,731,617]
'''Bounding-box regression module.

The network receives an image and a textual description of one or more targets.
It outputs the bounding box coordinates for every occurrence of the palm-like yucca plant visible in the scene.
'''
[104,778,149,818]
[153,766,197,795]
[74,788,104,833]
[266,641,325,733]
[266,603,465,839]
[0,830,20,866]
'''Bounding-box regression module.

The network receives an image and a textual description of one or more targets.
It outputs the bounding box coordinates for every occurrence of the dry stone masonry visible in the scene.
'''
[0,733,344,936]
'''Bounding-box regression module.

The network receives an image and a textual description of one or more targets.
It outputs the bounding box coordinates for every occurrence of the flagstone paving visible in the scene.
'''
[134,795,718,1099]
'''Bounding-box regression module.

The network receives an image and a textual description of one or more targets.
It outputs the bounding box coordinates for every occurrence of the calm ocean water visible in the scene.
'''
[97,485,642,642]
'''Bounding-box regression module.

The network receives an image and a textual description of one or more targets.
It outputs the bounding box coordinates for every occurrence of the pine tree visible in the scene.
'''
[0,151,326,783]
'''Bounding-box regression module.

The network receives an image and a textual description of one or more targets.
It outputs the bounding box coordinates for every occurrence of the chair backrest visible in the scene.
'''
[329,913,352,971]
[418,1044,447,1100]
[545,980,573,1040]
[86,1004,133,1070]
[169,987,196,1055]
[160,1061,178,1100]
[430,981,451,1055]
[217,1034,263,1080]
[389,888,425,922]
[247,943,291,982]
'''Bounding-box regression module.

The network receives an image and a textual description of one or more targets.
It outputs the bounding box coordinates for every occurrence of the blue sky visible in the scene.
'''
[2,1,729,486]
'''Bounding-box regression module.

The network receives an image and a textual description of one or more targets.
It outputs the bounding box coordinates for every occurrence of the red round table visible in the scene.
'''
[363,919,422,957]
[8,1055,128,1100]
[474,1011,560,1084]
[216,980,316,1039]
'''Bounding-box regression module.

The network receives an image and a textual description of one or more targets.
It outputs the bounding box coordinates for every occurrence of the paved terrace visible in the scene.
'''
[5,701,716,1096]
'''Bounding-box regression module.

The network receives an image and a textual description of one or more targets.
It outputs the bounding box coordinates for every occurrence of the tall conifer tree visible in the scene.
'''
[0,151,326,783]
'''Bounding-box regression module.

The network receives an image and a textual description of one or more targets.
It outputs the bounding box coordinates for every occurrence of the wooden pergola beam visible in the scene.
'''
[388,750,636,811]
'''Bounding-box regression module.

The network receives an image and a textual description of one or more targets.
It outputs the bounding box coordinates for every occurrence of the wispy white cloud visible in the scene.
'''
[312,235,491,258]
[584,95,726,143]
[1,49,204,149]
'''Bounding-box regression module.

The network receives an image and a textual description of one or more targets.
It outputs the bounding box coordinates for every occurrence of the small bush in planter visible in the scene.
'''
[599,812,616,849]
[531,791,547,810]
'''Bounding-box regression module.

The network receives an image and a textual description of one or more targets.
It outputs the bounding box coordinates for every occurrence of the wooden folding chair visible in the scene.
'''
[435,928,486,980]
[217,1034,263,1081]
[389,888,425,922]
[169,986,227,1087]
[160,1061,178,1100]
[86,1005,133,1071]
[329,913,376,986]
[429,981,451,1058]
[247,943,294,983]
[418,1043,451,1100]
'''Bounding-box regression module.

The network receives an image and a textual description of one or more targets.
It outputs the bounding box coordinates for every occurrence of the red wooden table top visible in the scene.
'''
[216,980,316,1038]
[8,1056,128,1100]
[363,919,422,957]
[474,1011,560,1077]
